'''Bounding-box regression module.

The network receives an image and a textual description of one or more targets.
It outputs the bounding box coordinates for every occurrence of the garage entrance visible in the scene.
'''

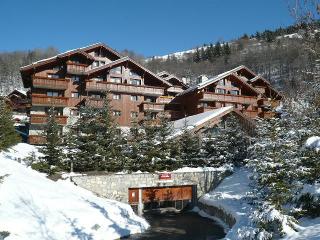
[128,185,196,214]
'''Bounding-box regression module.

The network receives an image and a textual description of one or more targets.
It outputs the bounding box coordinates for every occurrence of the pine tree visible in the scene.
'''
[40,107,63,174]
[73,104,101,172]
[223,42,231,55]
[213,41,222,57]
[0,98,19,151]
[178,118,202,167]
[193,47,201,63]
[96,93,126,172]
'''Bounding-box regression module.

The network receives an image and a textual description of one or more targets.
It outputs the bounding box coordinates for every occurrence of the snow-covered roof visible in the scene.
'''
[172,106,233,137]
[178,65,260,97]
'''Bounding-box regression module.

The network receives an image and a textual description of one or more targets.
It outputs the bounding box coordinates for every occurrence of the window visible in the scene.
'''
[130,79,141,85]
[52,65,62,71]
[230,90,239,95]
[71,75,80,83]
[130,95,138,101]
[110,77,121,84]
[47,74,59,79]
[94,51,100,57]
[113,110,121,116]
[71,92,80,98]
[70,109,79,116]
[218,79,226,86]
[100,61,105,66]
[215,88,226,94]
[150,112,157,120]
[113,94,121,100]
[200,102,208,108]
[231,82,237,87]
[92,61,99,69]
[144,96,156,103]
[130,112,138,118]
[110,66,122,74]
[90,93,101,99]
[129,70,140,77]
[47,91,60,97]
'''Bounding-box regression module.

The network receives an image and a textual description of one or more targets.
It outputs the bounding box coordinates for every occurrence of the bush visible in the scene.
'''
[0,231,10,240]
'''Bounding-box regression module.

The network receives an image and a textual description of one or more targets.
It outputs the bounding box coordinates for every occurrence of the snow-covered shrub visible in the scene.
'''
[0,231,10,240]
[237,226,272,240]
[295,192,320,217]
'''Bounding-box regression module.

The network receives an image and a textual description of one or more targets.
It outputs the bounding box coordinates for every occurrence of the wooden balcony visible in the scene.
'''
[201,92,258,106]
[85,81,164,96]
[66,62,87,75]
[85,98,104,108]
[157,96,174,104]
[141,102,165,112]
[30,114,68,125]
[167,86,184,93]
[28,135,46,145]
[243,110,259,119]
[33,77,69,90]
[32,95,68,107]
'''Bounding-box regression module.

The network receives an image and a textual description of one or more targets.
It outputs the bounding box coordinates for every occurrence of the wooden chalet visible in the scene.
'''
[20,43,282,145]
[174,65,282,120]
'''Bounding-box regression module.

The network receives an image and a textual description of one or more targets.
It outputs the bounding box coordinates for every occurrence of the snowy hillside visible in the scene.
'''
[0,144,149,240]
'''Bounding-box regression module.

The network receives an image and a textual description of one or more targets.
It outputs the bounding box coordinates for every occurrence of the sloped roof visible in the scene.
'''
[20,42,122,72]
[171,106,255,137]
[178,66,260,97]
[86,57,172,87]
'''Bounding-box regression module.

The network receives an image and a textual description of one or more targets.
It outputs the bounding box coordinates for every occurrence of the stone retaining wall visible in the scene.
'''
[71,169,230,203]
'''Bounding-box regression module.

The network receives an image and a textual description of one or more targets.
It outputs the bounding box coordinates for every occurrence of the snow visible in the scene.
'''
[171,106,233,137]
[0,144,149,240]
[173,164,233,173]
[199,167,253,239]
[283,218,320,240]
[305,136,320,151]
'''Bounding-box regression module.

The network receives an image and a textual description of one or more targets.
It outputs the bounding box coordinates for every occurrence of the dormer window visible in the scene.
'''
[91,61,100,69]
[129,70,140,77]
[218,79,226,86]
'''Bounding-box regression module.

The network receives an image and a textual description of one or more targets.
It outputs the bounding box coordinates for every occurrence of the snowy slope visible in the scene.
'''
[0,144,149,240]
[199,167,254,239]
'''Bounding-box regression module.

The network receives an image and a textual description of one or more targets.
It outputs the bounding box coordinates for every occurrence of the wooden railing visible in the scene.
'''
[157,96,174,104]
[33,77,69,90]
[242,110,259,118]
[30,114,68,125]
[66,62,87,74]
[32,95,68,107]
[167,86,184,93]
[201,92,258,106]
[85,98,104,108]
[85,81,164,96]
[28,135,46,145]
[141,102,165,112]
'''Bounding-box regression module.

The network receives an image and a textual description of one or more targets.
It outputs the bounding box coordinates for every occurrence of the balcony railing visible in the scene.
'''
[141,102,165,112]
[32,95,68,107]
[167,86,184,93]
[85,98,104,108]
[201,92,258,106]
[157,96,174,104]
[243,110,259,118]
[33,77,69,90]
[85,81,164,96]
[66,62,87,74]
[30,114,68,125]
[28,135,46,145]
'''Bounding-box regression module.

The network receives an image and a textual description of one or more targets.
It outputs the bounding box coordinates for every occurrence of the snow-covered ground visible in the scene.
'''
[199,167,254,239]
[199,166,320,240]
[0,143,149,240]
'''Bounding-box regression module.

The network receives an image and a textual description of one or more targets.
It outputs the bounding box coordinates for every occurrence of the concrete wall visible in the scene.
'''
[71,169,230,204]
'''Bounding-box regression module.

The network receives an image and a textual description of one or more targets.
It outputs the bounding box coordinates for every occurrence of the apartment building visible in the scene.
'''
[20,43,282,145]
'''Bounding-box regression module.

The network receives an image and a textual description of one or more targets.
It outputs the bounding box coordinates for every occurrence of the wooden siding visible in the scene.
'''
[66,62,87,74]
[85,81,164,96]
[28,135,46,145]
[33,77,69,90]
[141,102,165,112]
[201,92,258,106]
[31,94,68,107]
[30,114,68,125]
[142,186,192,203]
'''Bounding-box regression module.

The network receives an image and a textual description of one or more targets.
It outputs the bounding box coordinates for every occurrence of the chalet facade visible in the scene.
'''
[174,66,282,120]
[20,43,282,145]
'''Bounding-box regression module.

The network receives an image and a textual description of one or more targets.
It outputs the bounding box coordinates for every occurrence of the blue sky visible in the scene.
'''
[0,0,294,56]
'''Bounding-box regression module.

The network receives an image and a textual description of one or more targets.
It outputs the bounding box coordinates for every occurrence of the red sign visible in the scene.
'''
[159,173,172,180]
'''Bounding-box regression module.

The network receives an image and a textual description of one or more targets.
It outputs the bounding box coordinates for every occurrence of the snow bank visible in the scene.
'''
[199,167,253,239]
[173,164,233,173]
[0,143,43,164]
[0,144,149,240]
[283,217,320,240]
[305,136,320,151]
